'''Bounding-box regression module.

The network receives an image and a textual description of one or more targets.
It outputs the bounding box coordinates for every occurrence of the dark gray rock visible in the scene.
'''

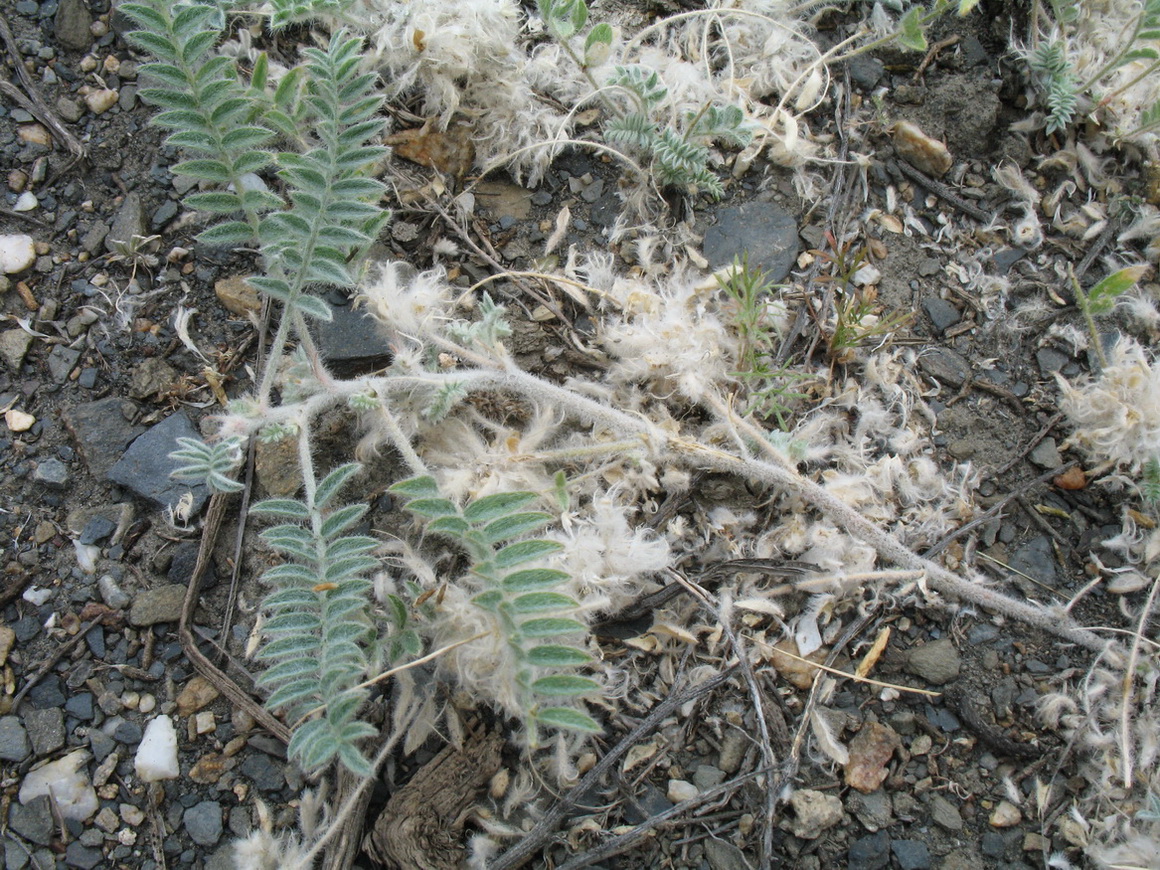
[8,795,55,846]
[66,692,95,721]
[968,624,1000,645]
[98,574,131,609]
[1035,347,1069,375]
[129,584,187,626]
[64,397,145,480]
[847,54,885,90]
[22,707,65,756]
[184,800,223,847]
[47,345,81,383]
[929,794,964,832]
[922,297,960,333]
[81,220,109,254]
[28,675,66,709]
[848,788,893,832]
[108,412,208,514]
[151,199,178,231]
[703,201,799,283]
[54,0,94,51]
[980,831,1009,859]
[904,638,961,685]
[33,457,69,488]
[113,720,143,744]
[0,715,31,761]
[917,346,970,387]
[1009,535,1058,588]
[168,540,213,588]
[78,517,117,545]
[106,192,146,253]
[87,727,114,761]
[64,841,104,869]
[1029,436,1063,469]
[312,298,391,377]
[848,830,890,870]
[240,753,285,792]
[891,839,931,870]
[704,838,753,870]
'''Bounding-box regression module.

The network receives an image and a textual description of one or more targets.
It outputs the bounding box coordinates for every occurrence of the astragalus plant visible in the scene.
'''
[120,1,1143,867]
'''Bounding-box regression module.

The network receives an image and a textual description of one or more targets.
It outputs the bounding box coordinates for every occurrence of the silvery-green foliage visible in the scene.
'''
[124,2,389,324]
[250,462,380,776]
[268,0,356,29]
[389,476,602,747]
[604,66,752,199]
[1029,40,1079,135]
[171,436,246,493]
[445,292,513,352]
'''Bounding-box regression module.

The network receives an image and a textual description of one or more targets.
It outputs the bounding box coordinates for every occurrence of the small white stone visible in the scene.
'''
[989,800,1022,828]
[121,691,140,711]
[667,779,698,803]
[194,710,216,735]
[138,693,156,714]
[0,233,36,274]
[135,715,179,782]
[85,88,119,115]
[19,750,99,821]
[13,192,38,212]
[5,409,35,432]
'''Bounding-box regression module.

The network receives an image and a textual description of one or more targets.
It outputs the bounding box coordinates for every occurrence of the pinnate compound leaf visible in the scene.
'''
[196,221,254,246]
[519,617,587,637]
[502,568,570,593]
[495,539,564,569]
[526,644,590,666]
[512,592,579,613]
[320,503,368,539]
[464,492,538,523]
[483,512,553,544]
[251,498,311,519]
[532,675,601,695]
[535,706,602,733]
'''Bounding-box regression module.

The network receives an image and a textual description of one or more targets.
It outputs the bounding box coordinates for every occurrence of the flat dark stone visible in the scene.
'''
[312,298,392,377]
[64,397,145,480]
[703,201,799,283]
[108,411,209,514]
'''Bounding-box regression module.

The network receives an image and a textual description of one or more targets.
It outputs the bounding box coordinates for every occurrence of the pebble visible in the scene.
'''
[847,788,893,832]
[789,789,843,839]
[704,839,752,870]
[667,778,698,803]
[903,638,961,685]
[33,457,70,487]
[0,626,13,666]
[891,839,931,870]
[8,795,55,846]
[0,233,36,274]
[989,800,1022,827]
[848,830,891,870]
[240,753,284,792]
[85,88,119,115]
[112,411,211,513]
[129,584,187,626]
[0,328,34,371]
[922,297,960,333]
[214,274,261,316]
[176,676,220,716]
[0,715,31,761]
[844,722,901,793]
[184,800,223,847]
[55,0,95,51]
[1029,436,1063,469]
[929,794,964,831]
[23,707,65,756]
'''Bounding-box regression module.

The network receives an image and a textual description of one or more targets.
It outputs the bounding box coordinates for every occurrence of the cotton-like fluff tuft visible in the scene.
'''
[364,0,576,184]
[601,267,737,401]
[1058,337,1160,474]
[550,491,672,614]
[357,261,452,338]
